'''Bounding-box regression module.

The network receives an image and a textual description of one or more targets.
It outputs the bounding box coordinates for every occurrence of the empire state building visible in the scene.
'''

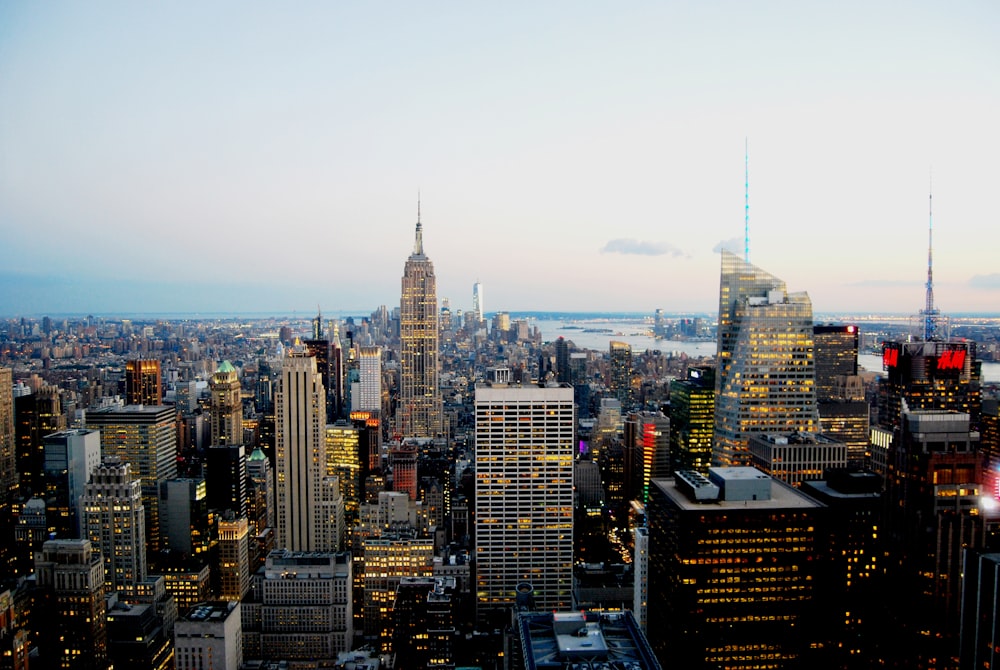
[398,210,442,438]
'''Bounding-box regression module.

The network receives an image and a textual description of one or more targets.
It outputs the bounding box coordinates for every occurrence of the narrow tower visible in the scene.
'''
[921,184,939,341]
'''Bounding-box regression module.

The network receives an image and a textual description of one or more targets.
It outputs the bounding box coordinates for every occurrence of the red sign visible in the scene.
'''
[938,349,966,371]
[882,347,899,368]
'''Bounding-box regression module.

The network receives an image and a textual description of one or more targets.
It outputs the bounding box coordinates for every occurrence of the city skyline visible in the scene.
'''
[2,3,999,316]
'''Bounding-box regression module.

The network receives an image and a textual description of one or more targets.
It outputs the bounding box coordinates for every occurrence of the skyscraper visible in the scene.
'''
[398,210,442,438]
[274,353,328,551]
[210,361,243,446]
[474,384,574,617]
[473,280,484,323]
[669,366,715,474]
[80,458,147,591]
[608,341,633,408]
[0,367,16,518]
[86,404,177,552]
[813,325,869,466]
[42,428,102,537]
[355,346,382,413]
[713,251,819,467]
[125,358,162,406]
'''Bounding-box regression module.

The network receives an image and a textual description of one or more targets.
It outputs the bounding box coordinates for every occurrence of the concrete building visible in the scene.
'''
[80,458,146,591]
[748,431,848,487]
[42,428,101,537]
[510,610,661,670]
[174,601,242,670]
[209,361,243,446]
[474,384,574,618]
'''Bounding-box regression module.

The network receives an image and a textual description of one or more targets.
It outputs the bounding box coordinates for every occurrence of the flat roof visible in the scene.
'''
[654,476,822,511]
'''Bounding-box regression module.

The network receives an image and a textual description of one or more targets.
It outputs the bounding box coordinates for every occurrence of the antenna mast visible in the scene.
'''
[744,138,750,261]
[922,174,938,340]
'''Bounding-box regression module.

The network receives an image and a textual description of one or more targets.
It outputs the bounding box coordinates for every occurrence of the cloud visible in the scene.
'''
[969,274,1000,289]
[601,239,689,257]
[713,238,744,254]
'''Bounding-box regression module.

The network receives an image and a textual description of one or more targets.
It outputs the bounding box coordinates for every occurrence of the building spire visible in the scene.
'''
[744,137,750,262]
[414,192,424,256]
[922,172,938,340]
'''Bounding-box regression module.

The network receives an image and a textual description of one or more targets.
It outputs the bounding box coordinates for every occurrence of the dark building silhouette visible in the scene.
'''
[669,366,715,475]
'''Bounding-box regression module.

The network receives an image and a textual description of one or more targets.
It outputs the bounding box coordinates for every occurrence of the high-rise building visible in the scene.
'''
[33,539,108,670]
[713,251,819,467]
[813,325,860,401]
[326,421,362,531]
[474,384,574,617]
[14,384,65,499]
[304,309,334,422]
[354,346,382,413]
[608,341,633,408]
[159,478,213,557]
[554,337,571,385]
[510,610,662,670]
[624,411,670,504]
[748,431,848,487]
[0,368,16,554]
[389,441,418,501]
[392,576,458,668]
[398,212,442,438]
[217,515,250,602]
[209,361,243,446]
[246,446,274,538]
[205,444,247,517]
[881,409,994,664]
[274,353,331,552]
[86,404,177,552]
[472,281,484,324]
[80,458,147,591]
[669,366,715,475]
[174,602,242,670]
[362,531,434,648]
[647,468,827,666]
[42,428,102,537]
[125,358,162,406]
[241,550,353,661]
[877,339,981,430]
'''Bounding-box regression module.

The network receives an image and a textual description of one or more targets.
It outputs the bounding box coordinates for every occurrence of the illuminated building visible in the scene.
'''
[106,596,174,670]
[209,361,243,446]
[159,478,214,557]
[877,339,981,430]
[42,428,101,537]
[880,409,994,665]
[13,497,46,576]
[800,469,882,664]
[33,539,107,670]
[86,404,177,552]
[274,353,328,551]
[624,411,670,503]
[633,526,649,631]
[398,210,443,438]
[14,384,65,499]
[246,447,273,534]
[608,341,633,408]
[713,250,819,467]
[814,325,870,466]
[813,324,860,401]
[362,532,434,648]
[80,458,146,591]
[125,358,162,406]
[174,601,242,670]
[392,576,458,668]
[647,468,827,667]
[555,337,571,385]
[217,515,250,602]
[389,441,418,501]
[326,421,362,531]
[0,368,15,575]
[748,431,847,487]
[241,550,353,661]
[474,384,574,618]
[510,610,662,670]
[669,366,715,475]
[354,346,382,413]
[157,560,211,617]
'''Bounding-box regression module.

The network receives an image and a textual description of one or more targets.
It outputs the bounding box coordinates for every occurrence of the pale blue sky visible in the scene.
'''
[2,2,999,316]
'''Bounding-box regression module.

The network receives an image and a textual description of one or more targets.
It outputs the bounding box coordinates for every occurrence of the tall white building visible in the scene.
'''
[474,384,574,616]
[473,281,484,323]
[274,353,328,551]
[80,458,146,591]
[354,346,382,413]
[713,251,819,467]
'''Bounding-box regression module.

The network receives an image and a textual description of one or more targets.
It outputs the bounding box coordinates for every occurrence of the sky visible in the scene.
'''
[2,2,999,318]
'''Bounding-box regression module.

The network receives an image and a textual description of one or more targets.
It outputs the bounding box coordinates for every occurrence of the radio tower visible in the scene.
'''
[921,179,939,341]
[744,138,750,261]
